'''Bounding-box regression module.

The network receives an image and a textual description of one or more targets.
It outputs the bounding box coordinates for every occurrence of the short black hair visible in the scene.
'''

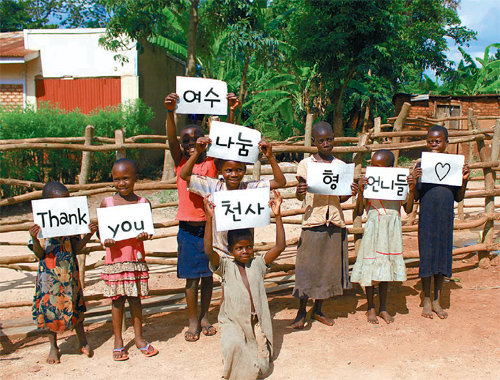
[42,181,69,199]
[214,159,246,173]
[311,121,333,139]
[427,125,449,140]
[181,124,204,137]
[227,229,254,251]
[112,158,138,174]
[372,149,395,167]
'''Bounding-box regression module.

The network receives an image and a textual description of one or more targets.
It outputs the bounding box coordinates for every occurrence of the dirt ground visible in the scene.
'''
[1,180,499,380]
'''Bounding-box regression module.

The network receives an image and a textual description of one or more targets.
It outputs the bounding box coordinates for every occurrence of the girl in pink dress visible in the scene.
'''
[100,158,158,361]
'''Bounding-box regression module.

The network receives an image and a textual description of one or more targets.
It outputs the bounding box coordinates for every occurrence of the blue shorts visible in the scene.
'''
[177,222,212,279]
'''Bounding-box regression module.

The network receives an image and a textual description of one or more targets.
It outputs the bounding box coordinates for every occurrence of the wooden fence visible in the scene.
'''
[0,103,499,311]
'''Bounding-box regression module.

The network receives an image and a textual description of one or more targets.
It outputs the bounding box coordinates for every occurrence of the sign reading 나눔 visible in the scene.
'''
[175,76,228,115]
[306,161,355,196]
[421,152,464,186]
[364,166,410,201]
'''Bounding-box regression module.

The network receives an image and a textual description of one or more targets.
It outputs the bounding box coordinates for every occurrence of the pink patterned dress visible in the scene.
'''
[100,196,149,299]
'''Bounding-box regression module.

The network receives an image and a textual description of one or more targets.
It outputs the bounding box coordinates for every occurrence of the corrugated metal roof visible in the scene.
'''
[0,31,38,59]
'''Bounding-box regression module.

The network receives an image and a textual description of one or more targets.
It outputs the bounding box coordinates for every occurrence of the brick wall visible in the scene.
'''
[0,84,24,109]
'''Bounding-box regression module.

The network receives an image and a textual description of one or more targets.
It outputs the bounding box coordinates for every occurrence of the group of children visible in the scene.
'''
[28,92,469,379]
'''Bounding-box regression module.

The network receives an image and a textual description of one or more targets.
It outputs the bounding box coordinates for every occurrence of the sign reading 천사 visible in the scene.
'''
[31,196,90,238]
[364,166,410,201]
[97,203,155,243]
[175,76,228,115]
[207,121,261,164]
[421,152,464,186]
[306,161,355,196]
[213,188,270,232]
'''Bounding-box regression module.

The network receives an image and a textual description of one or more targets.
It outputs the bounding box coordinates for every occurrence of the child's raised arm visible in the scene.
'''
[264,190,286,265]
[72,222,98,254]
[165,93,183,166]
[354,177,367,216]
[404,170,419,214]
[203,196,220,269]
[259,141,286,189]
[29,224,45,260]
[227,93,240,124]
[179,136,211,183]
[455,162,470,202]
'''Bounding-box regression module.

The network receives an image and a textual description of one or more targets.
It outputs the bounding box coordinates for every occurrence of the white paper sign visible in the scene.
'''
[306,161,355,196]
[364,167,410,200]
[421,152,464,186]
[176,76,228,115]
[32,196,90,238]
[97,203,155,243]
[213,188,270,232]
[207,121,261,164]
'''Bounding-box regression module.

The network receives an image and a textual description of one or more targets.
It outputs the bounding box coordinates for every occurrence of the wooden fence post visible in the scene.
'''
[114,129,126,159]
[304,114,314,158]
[392,102,411,165]
[352,133,370,254]
[252,159,262,180]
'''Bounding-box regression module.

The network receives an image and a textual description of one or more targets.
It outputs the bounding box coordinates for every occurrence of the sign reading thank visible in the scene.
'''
[306,161,355,196]
[97,203,155,243]
[207,121,261,164]
[364,166,410,201]
[421,152,464,186]
[176,76,228,115]
[31,196,90,238]
[213,188,270,232]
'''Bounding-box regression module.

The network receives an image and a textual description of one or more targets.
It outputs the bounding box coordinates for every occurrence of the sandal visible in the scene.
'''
[201,325,217,336]
[184,329,200,342]
[139,342,159,357]
[112,347,129,361]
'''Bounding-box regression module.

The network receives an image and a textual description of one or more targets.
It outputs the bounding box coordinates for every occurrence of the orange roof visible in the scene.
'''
[0,31,38,59]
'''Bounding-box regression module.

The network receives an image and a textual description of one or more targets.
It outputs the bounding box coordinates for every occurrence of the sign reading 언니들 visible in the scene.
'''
[213,188,270,232]
[364,167,410,201]
[97,203,155,243]
[306,161,355,196]
[175,76,228,115]
[207,121,261,164]
[421,152,464,186]
[32,196,90,238]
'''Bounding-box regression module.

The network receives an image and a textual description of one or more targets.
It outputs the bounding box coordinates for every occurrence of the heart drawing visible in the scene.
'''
[435,162,451,181]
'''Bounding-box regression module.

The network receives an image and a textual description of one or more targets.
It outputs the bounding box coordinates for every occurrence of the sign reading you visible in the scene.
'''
[207,121,261,164]
[31,196,90,238]
[97,203,155,243]
[213,187,270,232]
[306,161,355,196]
[421,152,464,186]
[176,76,228,115]
[364,167,410,201]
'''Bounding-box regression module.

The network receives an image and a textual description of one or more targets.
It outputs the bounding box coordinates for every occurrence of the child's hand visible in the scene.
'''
[164,93,179,112]
[296,176,308,196]
[103,239,116,247]
[462,162,470,182]
[406,172,418,191]
[196,136,211,153]
[136,232,150,241]
[357,177,368,192]
[29,224,41,239]
[269,190,283,216]
[227,93,241,113]
[259,140,273,159]
[411,166,422,179]
[203,195,215,218]
[88,222,98,235]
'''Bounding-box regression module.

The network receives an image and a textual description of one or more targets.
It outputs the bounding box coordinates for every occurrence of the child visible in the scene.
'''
[292,121,358,329]
[203,191,285,380]
[164,92,240,341]
[100,158,158,360]
[411,125,469,319]
[29,181,97,364]
[350,150,417,324]
[179,133,286,256]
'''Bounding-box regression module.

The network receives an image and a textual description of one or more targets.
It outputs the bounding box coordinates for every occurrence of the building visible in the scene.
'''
[0,29,185,134]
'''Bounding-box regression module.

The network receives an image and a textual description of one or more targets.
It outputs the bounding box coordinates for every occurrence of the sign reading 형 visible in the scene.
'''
[176,76,228,115]
[32,196,90,238]
[421,152,464,186]
[306,161,355,196]
[97,203,155,243]
[364,167,410,201]
[207,121,261,164]
[213,187,270,232]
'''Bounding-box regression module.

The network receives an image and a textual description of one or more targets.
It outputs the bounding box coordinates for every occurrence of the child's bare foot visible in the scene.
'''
[431,299,448,319]
[200,318,217,336]
[312,312,334,326]
[366,308,378,324]
[290,312,306,329]
[379,311,394,324]
[421,297,433,319]
[79,344,93,358]
[47,345,60,364]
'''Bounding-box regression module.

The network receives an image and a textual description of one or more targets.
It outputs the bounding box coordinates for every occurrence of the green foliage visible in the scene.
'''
[0,100,154,197]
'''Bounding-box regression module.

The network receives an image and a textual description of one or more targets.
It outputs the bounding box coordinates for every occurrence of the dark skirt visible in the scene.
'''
[293,224,351,299]
[177,222,213,279]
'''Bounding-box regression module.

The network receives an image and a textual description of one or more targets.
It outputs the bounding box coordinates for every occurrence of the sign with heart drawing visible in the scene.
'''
[421,152,464,186]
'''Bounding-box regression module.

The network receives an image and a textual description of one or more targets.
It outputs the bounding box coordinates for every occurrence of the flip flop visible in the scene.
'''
[184,329,200,342]
[139,342,159,357]
[201,325,217,336]
[112,347,129,361]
